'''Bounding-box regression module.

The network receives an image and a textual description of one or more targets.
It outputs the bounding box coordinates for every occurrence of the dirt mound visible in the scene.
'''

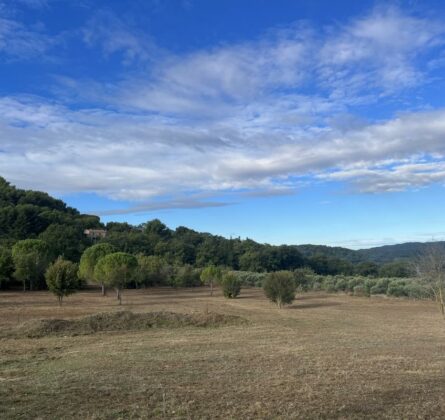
[13,311,246,338]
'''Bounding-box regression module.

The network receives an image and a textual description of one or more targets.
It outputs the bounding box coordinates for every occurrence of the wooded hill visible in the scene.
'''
[1,177,441,275]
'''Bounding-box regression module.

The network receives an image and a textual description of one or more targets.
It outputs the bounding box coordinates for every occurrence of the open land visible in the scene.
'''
[1,288,445,419]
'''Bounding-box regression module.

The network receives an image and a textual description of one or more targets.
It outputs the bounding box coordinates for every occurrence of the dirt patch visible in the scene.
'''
[10,310,246,338]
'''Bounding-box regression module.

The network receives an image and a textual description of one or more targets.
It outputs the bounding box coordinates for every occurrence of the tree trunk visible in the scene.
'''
[58,296,63,306]
[116,288,122,305]
[210,280,213,296]
[101,283,106,296]
[23,281,26,292]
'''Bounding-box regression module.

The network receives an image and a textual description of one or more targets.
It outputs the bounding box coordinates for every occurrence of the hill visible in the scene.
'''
[1,176,440,273]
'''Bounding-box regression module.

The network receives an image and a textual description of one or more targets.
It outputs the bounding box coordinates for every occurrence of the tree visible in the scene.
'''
[94,252,138,305]
[379,261,412,278]
[415,245,445,318]
[263,271,296,308]
[12,239,49,291]
[355,261,379,277]
[78,243,115,295]
[220,272,241,299]
[45,257,79,306]
[200,265,222,296]
[0,246,14,288]
[135,255,168,287]
[39,223,86,261]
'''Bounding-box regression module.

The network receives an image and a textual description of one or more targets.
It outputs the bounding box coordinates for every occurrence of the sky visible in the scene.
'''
[1,0,445,249]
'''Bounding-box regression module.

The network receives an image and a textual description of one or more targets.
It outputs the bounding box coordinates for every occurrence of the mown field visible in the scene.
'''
[1,288,445,419]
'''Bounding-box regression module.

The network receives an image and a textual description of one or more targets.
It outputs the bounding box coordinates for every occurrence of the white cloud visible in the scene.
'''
[1,5,445,206]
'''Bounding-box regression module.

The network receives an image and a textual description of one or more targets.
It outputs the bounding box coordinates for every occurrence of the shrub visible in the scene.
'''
[221,272,241,298]
[321,276,336,292]
[386,280,407,297]
[370,278,391,295]
[263,271,296,308]
[404,282,429,299]
[45,257,79,305]
[353,285,368,297]
[293,267,315,291]
[334,277,348,292]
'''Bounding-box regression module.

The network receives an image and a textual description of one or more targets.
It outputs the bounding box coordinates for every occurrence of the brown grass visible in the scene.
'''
[1,287,445,419]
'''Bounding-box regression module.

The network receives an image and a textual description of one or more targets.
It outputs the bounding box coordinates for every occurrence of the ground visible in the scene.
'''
[1,288,445,419]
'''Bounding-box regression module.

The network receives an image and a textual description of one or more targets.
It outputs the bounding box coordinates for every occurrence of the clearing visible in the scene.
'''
[0,288,444,419]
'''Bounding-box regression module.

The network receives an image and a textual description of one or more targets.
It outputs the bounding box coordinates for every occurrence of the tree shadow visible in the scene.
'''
[289,301,342,309]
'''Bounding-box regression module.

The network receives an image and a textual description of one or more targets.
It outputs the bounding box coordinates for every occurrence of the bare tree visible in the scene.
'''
[415,244,445,318]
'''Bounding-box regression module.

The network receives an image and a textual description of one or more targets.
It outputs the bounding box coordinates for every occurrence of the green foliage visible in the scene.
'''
[370,278,391,295]
[94,252,138,304]
[12,239,50,290]
[355,261,379,277]
[221,272,241,298]
[39,223,86,261]
[386,280,408,297]
[79,243,115,290]
[0,246,14,288]
[293,267,315,291]
[136,255,169,287]
[200,265,222,295]
[353,285,368,297]
[379,261,412,278]
[263,271,296,308]
[45,257,79,305]
[231,271,267,288]
[171,265,201,288]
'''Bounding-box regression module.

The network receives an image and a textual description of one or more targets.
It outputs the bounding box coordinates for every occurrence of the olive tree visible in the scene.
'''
[200,265,222,296]
[415,245,445,318]
[221,272,241,299]
[12,239,50,291]
[94,252,138,305]
[45,257,79,306]
[78,243,115,295]
[263,271,296,308]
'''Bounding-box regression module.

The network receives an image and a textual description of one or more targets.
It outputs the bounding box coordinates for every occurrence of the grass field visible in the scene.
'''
[1,288,445,419]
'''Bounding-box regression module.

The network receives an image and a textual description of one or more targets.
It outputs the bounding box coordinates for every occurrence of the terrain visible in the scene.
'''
[1,288,444,419]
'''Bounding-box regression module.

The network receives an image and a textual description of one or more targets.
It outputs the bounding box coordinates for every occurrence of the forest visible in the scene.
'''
[0,176,429,293]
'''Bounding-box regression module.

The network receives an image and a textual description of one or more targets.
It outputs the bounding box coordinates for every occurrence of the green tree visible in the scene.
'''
[379,261,412,278]
[263,271,296,308]
[135,255,168,287]
[0,246,14,288]
[94,252,138,305]
[45,257,79,306]
[221,272,241,298]
[355,261,379,277]
[200,265,222,296]
[39,223,86,261]
[78,243,115,295]
[12,239,50,291]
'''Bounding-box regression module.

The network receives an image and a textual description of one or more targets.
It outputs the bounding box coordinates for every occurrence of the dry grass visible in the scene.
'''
[1,287,445,419]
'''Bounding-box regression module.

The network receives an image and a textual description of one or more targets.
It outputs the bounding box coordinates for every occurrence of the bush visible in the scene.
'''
[293,267,315,291]
[370,278,390,295]
[334,277,348,292]
[386,280,407,297]
[263,271,296,308]
[45,257,79,305]
[221,272,241,298]
[403,282,430,299]
[232,271,267,288]
[353,285,368,297]
[321,276,336,292]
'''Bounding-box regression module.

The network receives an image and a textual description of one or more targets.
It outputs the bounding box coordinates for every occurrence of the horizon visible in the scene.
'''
[2,0,445,248]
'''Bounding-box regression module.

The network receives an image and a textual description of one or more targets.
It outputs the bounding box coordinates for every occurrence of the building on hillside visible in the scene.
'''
[84,229,107,240]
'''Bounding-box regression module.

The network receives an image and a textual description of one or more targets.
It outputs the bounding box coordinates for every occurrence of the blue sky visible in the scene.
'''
[1,0,445,248]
